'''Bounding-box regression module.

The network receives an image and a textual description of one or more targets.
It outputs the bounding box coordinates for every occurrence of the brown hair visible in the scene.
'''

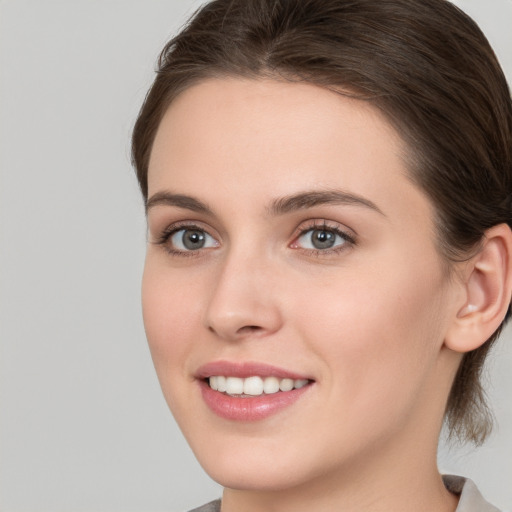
[132,0,512,444]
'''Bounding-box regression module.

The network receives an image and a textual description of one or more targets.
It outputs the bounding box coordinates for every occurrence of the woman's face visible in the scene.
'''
[143,78,461,491]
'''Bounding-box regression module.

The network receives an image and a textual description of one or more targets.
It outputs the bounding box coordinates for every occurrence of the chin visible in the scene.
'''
[187,426,352,496]
[201,458,311,492]
[185,430,312,492]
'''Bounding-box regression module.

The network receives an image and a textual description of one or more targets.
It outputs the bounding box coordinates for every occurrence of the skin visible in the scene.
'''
[143,78,466,512]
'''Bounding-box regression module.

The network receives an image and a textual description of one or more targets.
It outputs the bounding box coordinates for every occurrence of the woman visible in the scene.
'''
[132,0,512,510]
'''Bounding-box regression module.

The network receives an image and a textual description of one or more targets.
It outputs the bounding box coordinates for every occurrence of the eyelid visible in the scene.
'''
[150,218,215,240]
[152,220,220,256]
[289,219,357,253]
[171,228,218,251]
[151,218,356,258]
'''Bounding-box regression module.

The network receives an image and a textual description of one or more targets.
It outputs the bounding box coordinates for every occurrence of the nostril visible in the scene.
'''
[238,325,262,334]
[207,322,268,340]
[208,324,261,335]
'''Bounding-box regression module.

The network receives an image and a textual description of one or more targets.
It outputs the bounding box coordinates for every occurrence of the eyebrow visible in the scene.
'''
[268,189,385,216]
[146,189,384,217]
[146,192,213,215]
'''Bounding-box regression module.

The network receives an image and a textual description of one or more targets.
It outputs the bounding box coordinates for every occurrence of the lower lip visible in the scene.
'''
[199,380,312,421]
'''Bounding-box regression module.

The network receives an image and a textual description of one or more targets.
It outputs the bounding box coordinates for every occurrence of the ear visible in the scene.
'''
[444,223,512,353]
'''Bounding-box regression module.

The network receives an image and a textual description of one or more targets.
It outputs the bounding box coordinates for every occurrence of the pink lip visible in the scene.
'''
[196,360,311,380]
[196,361,314,422]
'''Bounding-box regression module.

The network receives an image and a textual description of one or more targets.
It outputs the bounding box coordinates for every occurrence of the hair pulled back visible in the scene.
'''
[132,0,512,444]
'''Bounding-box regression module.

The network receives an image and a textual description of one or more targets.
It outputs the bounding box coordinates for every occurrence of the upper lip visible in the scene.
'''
[196,360,313,380]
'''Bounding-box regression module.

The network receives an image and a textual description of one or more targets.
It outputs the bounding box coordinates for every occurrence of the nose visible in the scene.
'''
[203,250,283,341]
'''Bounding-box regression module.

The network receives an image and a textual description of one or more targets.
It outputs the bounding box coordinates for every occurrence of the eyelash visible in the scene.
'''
[153,220,357,258]
[154,222,214,258]
[292,221,356,256]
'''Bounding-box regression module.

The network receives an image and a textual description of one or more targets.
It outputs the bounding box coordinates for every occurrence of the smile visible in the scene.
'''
[208,375,309,396]
[197,361,314,421]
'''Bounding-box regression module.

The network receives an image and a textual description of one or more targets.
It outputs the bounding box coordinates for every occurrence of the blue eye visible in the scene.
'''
[296,227,349,250]
[170,228,217,251]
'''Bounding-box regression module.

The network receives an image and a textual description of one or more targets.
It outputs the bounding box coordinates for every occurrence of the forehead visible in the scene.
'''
[151,78,401,161]
[148,78,433,227]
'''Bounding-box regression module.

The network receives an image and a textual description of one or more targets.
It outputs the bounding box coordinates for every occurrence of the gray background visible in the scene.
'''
[0,1,510,511]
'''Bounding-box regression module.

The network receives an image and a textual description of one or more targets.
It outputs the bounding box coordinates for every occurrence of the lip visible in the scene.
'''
[196,360,312,380]
[196,360,314,421]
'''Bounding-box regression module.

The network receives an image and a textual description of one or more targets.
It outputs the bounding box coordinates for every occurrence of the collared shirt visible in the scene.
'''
[188,475,502,512]
[443,475,501,512]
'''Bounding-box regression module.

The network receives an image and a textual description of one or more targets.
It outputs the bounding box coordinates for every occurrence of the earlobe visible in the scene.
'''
[445,223,512,353]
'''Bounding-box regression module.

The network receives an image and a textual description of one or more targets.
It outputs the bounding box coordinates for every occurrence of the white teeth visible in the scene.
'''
[279,378,294,392]
[209,376,218,391]
[217,376,227,392]
[208,375,310,395]
[225,377,244,395]
[243,376,264,396]
[294,379,308,389]
[263,376,280,394]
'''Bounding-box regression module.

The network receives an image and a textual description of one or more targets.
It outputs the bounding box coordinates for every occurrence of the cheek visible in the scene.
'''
[292,257,448,417]
[141,260,202,381]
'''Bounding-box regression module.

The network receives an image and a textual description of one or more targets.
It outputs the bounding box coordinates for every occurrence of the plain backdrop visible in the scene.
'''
[0,1,511,511]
